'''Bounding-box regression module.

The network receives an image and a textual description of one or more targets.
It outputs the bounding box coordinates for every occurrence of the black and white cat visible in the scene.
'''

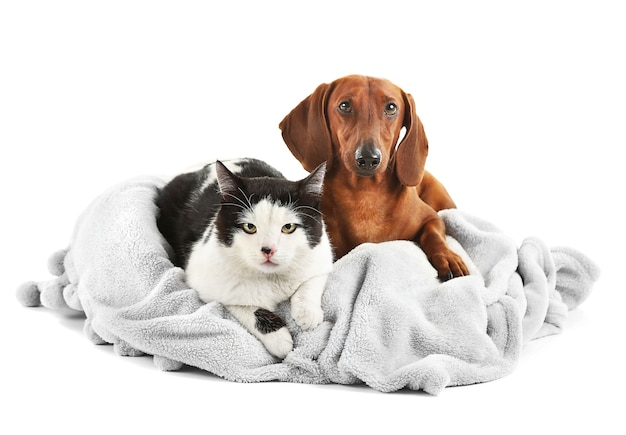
[156,158,333,359]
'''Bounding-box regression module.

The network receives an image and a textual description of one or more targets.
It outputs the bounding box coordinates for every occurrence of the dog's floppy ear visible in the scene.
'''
[279,82,334,173]
[394,91,428,187]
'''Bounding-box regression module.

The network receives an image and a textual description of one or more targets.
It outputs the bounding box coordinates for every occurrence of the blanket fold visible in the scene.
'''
[16,176,600,395]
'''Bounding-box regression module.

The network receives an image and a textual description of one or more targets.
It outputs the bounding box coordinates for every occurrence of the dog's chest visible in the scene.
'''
[322,184,419,250]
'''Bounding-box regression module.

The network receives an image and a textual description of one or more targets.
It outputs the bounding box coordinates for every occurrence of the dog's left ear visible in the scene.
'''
[394,91,428,187]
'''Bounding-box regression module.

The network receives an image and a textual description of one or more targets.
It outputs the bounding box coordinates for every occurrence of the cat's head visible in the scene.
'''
[213,161,327,274]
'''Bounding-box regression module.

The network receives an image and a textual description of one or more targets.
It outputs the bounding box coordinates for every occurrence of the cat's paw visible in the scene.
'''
[292,302,324,330]
[262,326,293,359]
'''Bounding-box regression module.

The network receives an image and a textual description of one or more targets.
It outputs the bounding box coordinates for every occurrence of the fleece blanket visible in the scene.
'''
[16,176,600,395]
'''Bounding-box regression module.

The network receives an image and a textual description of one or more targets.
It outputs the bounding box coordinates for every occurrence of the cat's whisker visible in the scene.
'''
[290,203,323,224]
[221,202,246,210]
[222,192,252,211]
[298,212,323,225]
[294,205,323,216]
[238,188,254,210]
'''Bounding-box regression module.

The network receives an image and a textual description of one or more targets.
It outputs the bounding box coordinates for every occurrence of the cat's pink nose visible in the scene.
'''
[261,246,275,258]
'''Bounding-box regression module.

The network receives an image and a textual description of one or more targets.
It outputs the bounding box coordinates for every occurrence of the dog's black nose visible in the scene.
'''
[355,144,382,172]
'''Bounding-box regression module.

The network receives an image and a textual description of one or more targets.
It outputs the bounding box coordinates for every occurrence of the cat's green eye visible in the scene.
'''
[241,223,257,234]
[281,223,298,234]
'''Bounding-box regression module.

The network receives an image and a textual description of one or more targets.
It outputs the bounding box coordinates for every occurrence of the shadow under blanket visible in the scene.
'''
[16,176,600,395]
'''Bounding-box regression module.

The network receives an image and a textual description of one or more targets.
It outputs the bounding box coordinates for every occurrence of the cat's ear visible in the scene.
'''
[300,162,326,196]
[215,160,241,197]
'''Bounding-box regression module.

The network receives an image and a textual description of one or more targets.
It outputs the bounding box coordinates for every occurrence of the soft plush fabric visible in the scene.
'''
[16,176,600,395]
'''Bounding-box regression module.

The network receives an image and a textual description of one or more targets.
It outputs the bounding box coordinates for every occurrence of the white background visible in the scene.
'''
[1,1,624,433]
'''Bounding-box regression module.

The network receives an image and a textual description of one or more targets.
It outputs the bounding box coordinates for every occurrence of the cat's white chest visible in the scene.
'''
[218,275,297,308]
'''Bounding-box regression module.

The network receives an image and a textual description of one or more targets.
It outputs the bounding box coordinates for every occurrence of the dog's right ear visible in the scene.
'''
[394,91,428,187]
[279,82,334,173]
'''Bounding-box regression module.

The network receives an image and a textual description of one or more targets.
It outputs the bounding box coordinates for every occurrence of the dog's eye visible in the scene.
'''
[384,103,398,117]
[241,223,257,234]
[338,101,352,114]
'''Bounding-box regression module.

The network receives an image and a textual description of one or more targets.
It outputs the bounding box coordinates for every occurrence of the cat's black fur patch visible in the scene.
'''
[254,308,286,334]
[155,170,211,267]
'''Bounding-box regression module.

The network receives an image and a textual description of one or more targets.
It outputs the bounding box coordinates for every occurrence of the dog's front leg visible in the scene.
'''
[416,217,469,281]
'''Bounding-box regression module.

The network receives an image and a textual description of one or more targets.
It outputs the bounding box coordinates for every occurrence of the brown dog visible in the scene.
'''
[279,74,468,281]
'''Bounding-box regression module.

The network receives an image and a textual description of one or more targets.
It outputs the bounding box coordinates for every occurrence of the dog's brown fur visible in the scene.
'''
[279,75,468,280]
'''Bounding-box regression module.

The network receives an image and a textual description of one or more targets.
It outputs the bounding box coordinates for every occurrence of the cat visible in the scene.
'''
[156,158,333,359]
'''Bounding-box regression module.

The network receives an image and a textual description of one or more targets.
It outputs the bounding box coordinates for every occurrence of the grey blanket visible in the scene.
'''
[16,176,600,395]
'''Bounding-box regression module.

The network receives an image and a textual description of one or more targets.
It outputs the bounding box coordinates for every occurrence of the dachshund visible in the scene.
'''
[279,74,469,281]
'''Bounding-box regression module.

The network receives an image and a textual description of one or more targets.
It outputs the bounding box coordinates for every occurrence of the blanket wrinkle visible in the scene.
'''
[552,246,601,310]
[15,176,600,395]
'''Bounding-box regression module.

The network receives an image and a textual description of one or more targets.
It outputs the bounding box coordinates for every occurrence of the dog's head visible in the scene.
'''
[279,74,428,187]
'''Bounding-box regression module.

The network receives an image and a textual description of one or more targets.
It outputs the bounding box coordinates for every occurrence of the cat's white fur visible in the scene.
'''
[186,194,333,359]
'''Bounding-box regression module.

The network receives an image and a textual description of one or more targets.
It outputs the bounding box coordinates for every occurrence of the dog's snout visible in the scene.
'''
[355,143,382,173]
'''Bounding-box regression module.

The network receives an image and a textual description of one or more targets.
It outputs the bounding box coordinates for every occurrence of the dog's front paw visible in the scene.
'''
[433,249,469,282]
[291,301,324,330]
